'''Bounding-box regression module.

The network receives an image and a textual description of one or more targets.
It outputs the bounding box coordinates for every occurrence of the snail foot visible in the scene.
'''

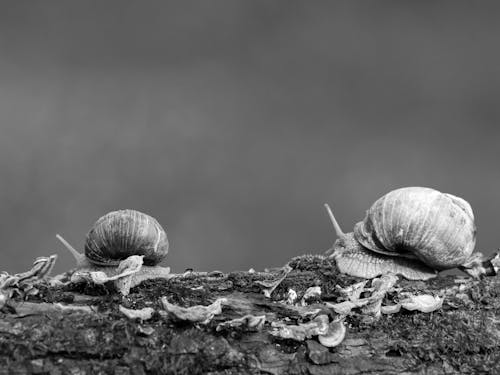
[333,244,437,280]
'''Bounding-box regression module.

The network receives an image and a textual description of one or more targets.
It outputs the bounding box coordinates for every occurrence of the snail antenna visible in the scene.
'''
[56,234,87,267]
[324,204,345,238]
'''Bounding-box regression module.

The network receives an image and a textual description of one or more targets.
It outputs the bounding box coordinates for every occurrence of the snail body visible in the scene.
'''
[325,187,486,280]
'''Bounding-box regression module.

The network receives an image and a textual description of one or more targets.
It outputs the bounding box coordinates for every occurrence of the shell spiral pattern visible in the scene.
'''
[85,209,169,266]
[353,187,476,270]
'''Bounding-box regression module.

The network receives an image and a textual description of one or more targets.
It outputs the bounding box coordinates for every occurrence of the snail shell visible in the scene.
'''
[85,209,169,266]
[354,187,476,269]
[326,187,478,280]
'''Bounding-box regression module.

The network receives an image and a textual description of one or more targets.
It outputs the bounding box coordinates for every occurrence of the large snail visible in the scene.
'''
[56,209,171,293]
[324,187,495,280]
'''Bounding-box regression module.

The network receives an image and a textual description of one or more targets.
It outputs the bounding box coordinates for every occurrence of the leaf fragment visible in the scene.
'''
[399,294,443,313]
[160,297,227,324]
[317,320,346,347]
[119,305,155,320]
[270,314,329,341]
[216,314,266,331]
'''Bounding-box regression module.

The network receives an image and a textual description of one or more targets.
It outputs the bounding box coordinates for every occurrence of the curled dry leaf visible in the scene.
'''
[326,274,398,319]
[216,314,266,331]
[328,277,442,317]
[336,281,368,302]
[119,305,155,320]
[370,274,399,297]
[75,271,107,284]
[1,255,58,288]
[256,264,292,298]
[20,255,58,282]
[113,255,145,296]
[270,315,329,341]
[399,294,443,313]
[160,297,227,324]
[115,255,144,277]
[71,255,145,296]
[0,255,58,308]
[358,274,398,318]
[317,320,346,348]
[325,300,368,315]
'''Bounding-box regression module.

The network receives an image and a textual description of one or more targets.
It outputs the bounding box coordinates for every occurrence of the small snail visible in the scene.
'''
[324,187,493,280]
[56,209,171,292]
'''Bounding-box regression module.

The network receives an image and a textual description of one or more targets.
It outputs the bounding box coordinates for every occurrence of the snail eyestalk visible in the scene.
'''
[324,203,344,238]
[56,234,87,268]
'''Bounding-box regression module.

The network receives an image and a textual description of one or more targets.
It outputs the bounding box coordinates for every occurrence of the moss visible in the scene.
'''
[287,254,334,271]
[370,307,500,373]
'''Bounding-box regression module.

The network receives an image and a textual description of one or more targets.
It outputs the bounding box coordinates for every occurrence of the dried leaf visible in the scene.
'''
[0,255,58,308]
[381,304,401,314]
[325,300,367,315]
[115,255,144,277]
[216,314,266,331]
[286,289,298,304]
[160,297,226,324]
[256,265,292,298]
[270,315,329,341]
[326,274,398,318]
[318,320,346,347]
[14,255,58,283]
[71,255,145,295]
[359,274,398,318]
[88,271,109,284]
[119,305,155,320]
[336,280,368,301]
[399,294,443,313]
[0,292,8,309]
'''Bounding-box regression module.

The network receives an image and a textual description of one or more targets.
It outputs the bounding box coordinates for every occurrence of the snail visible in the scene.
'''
[324,187,495,280]
[56,209,171,293]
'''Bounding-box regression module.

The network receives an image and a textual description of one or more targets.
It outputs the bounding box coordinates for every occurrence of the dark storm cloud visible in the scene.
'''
[1,1,500,274]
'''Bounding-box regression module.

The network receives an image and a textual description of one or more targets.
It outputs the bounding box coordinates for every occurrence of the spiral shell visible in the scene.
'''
[353,187,476,270]
[85,209,169,266]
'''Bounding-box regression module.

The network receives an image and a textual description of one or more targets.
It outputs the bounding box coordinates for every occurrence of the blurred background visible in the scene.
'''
[1,1,500,275]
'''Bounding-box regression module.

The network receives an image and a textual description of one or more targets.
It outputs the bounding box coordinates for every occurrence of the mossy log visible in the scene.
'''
[1,255,500,374]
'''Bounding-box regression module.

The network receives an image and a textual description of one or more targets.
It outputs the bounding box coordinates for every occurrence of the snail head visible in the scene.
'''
[323,203,357,256]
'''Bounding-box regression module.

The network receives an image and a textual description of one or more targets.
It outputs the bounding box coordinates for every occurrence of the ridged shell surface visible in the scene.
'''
[353,187,476,270]
[85,209,169,266]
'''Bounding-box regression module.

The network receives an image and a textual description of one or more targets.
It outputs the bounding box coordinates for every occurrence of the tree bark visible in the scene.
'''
[1,255,499,375]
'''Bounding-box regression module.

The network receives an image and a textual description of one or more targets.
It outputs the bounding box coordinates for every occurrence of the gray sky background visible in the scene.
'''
[1,1,500,275]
